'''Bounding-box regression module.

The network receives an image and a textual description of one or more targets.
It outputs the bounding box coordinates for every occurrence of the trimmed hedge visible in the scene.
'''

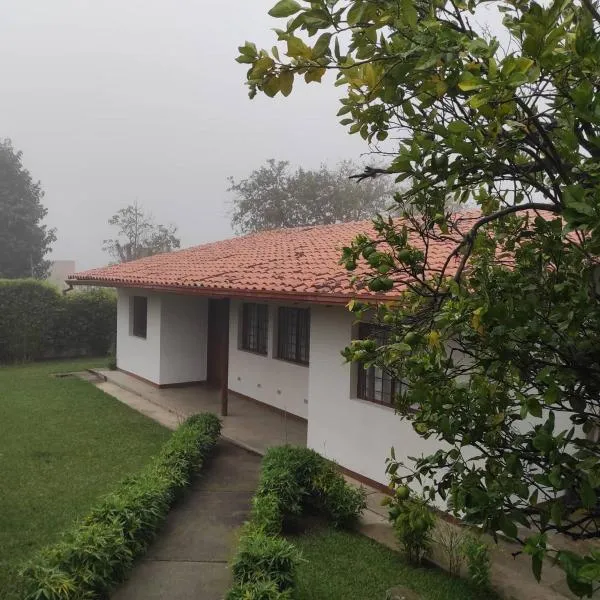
[19,413,222,600]
[227,446,366,600]
[0,279,116,362]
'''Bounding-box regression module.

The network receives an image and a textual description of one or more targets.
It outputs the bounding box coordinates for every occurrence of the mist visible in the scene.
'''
[0,0,368,269]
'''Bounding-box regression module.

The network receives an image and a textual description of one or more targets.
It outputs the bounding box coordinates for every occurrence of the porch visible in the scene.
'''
[94,369,307,454]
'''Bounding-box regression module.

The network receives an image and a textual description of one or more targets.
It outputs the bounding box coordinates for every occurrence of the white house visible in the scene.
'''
[67,220,453,488]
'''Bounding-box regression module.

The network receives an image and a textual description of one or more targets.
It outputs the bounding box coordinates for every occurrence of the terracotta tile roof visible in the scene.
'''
[68,219,463,304]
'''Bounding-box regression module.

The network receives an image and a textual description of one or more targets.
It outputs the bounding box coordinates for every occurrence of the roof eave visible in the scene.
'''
[66,278,397,305]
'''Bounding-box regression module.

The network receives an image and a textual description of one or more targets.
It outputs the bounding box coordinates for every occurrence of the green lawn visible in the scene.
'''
[294,527,498,600]
[0,358,171,595]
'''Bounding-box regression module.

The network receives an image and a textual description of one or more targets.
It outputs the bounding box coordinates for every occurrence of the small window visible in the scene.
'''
[131,296,148,338]
[277,307,310,365]
[357,324,401,406]
[240,303,268,355]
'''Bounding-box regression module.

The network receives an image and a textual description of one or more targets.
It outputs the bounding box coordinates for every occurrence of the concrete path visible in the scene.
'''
[111,440,261,600]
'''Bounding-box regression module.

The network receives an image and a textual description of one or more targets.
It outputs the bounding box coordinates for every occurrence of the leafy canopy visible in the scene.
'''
[228,159,395,234]
[240,0,600,595]
[102,201,180,263]
[0,139,55,278]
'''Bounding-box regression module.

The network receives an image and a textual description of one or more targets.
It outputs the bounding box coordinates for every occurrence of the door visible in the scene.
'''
[206,298,230,386]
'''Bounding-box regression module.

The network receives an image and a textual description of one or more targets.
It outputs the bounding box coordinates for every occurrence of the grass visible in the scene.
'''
[293,527,498,600]
[0,358,171,595]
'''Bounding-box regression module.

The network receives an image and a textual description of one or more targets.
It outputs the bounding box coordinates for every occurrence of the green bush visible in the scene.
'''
[19,413,221,600]
[227,578,292,600]
[462,534,491,589]
[0,279,116,362]
[230,528,300,592]
[256,446,366,532]
[389,495,436,564]
[229,445,366,599]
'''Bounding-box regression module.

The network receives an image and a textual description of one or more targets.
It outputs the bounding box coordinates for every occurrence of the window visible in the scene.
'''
[277,307,310,364]
[240,303,268,355]
[131,296,148,338]
[356,324,401,406]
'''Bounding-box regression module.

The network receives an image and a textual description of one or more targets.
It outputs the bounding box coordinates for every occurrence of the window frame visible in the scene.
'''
[356,323,400,407]
[239,302,269,356]
[276,306,310,365]
[131,296,148,339]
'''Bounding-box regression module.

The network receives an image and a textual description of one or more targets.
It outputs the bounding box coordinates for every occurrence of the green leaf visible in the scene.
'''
[279,71,294,96]
[313,32,332,58]
[400,0,418,28]
[268,0,302,18]
[578,562,600,583]
[500,516,518,539]
[579,480,597,509]
[287,36,311,59]
[262,75,281,97]
[532,554,543,582]
[458,71,484,92]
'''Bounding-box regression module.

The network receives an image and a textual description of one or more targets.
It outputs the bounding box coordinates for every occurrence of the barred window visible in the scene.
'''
[357,324,400,406]
[131,296,148,339]
[277,307,310,365]
[240,303,268,355]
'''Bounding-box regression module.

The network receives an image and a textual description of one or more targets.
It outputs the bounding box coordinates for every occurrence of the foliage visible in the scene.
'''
[0,358,170,599]
[230,529,300,593]
[255,445,366,530]
[102,200,180,263]
[389,494,436,564]
[0,139,55,278]
[462,534,492,589]
[227,578,292,600]
[228,446,366,598]
[0,280,116,362]
[228,159,395,234]
[19,413,221,600]
[241,0,600,593]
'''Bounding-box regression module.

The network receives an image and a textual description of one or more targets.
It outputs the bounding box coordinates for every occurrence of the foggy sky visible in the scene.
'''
[0,1,369,270]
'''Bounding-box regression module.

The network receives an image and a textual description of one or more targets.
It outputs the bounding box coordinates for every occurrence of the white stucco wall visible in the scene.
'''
[116,288,162,384]
[116,289,208,386]
[228,299,309,419]
[160,294,208,385]
[307,304,442,487]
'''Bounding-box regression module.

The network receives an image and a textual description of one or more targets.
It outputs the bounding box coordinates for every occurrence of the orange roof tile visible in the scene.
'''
[68,219,463,304]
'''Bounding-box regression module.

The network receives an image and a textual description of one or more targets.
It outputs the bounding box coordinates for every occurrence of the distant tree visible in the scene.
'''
[228,159,396,234]
[0,139,55,278]
[103,202,180,263]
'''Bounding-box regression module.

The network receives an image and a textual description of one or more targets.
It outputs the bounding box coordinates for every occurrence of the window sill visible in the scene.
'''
[238,347,268,358]
[273,357,310,368]
[351,396,396,412]
[130,333,147,340]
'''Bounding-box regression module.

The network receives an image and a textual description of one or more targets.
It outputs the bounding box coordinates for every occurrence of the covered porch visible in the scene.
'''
[94,369,307,453]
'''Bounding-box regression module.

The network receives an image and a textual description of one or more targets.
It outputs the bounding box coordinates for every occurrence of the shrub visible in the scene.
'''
[228,445,366,599]
[231,528,300,592]
[227,579,292,600]
[462,534,491,589]
[389,495,436,564]
[19,413,221,600]
[256,446,366,531]
[0,279,116,362]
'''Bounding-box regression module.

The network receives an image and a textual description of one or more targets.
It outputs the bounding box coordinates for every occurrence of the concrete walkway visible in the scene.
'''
[94,370,307,453]
[112,440,261,600]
